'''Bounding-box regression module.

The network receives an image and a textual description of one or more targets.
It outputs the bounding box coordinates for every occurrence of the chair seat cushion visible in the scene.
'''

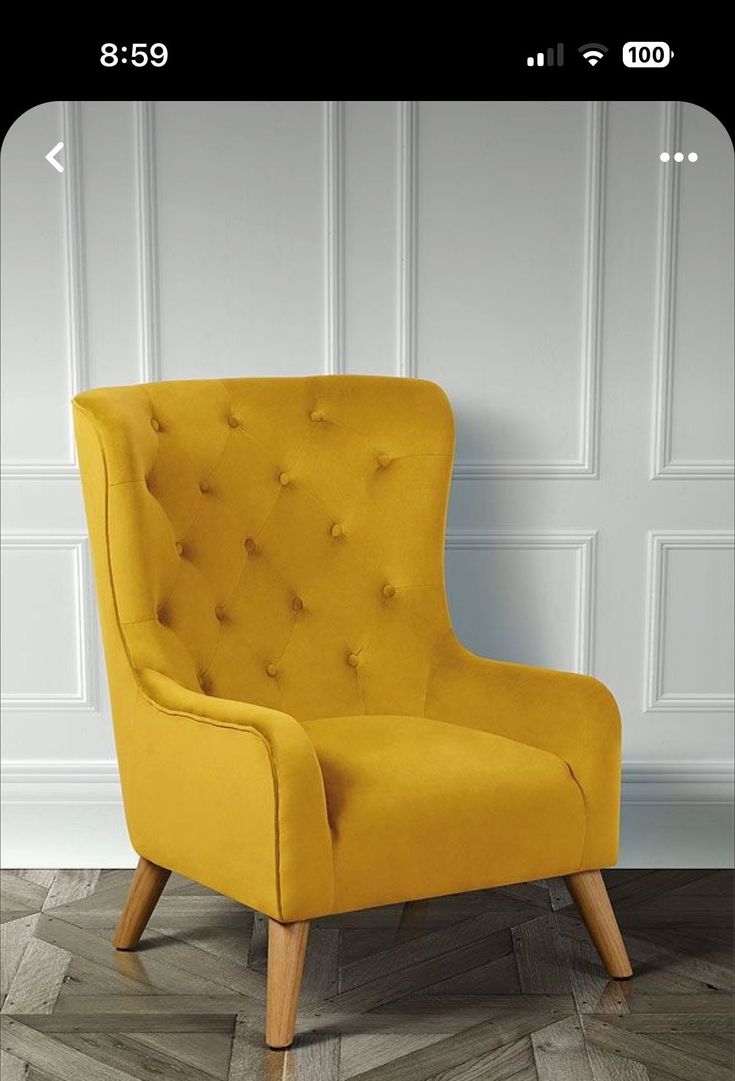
[302,714,586,914]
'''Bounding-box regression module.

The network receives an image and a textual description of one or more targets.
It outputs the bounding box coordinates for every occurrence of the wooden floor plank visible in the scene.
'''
[362,1018,547,1081]
[35,915,259,1001]
[123,926,266,1000]
[424,1033,535,1081]
[1,1046,30,1081]
[605,872,714,910]
[0,1018,139,1081]
[513,914,570,995]
[0,877,48,923]
[1,915,39,1008]
[547,879,573,912]
[61,954,158,998]
[225,1015,266,1081]
[42,871,101,911]
[587,1045,650,1080]
[1,939,70,1015]
[13,871,56,890]
[531,1014,593,1080]
[341,905,533,994]
[53,1031,218,1081]
[51,994,248,1016]
[132,1031,233,1081]
[299,927,340,1004]
[582,1017,732,1081]
[594,1013,733,1034]
[411,950,522,996]
[350,1011,562,1081]
[649,1032,735,1067]
[14,1014,236,1034]
[608,994,732,1015]
[327,928,513,1013]
[340,1032,446,1078]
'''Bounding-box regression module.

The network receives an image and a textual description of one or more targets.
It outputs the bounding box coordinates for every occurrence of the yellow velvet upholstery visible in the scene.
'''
[73,376,621,923]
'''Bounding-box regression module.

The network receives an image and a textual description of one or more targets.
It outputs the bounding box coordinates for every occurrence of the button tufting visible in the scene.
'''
[330,523,344,538]
[228,415,240,429]
[279,472,291,487]
[383,584,396,598]
[150,417,161,432]
[214,604,226,621]
[377,453,391,469]
[199,674,211,693]
[157,607,168,625]
[346,653,360,668]
[199,480,210,493]
[175,542,184,557]
[291,596,304,612]
[266,663,278,678]
[310,409,324,422]
[244,537,257,553]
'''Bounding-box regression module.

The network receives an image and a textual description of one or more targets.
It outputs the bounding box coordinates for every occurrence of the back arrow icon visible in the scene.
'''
[45,142,64,173]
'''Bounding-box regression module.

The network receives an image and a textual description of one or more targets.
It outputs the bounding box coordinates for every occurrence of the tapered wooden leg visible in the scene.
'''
[565,870,633,979]
[266,919,309,1049]
[113,857,170,950]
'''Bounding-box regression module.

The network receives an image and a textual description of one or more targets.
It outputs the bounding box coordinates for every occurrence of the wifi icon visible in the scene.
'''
[578,43,608,66]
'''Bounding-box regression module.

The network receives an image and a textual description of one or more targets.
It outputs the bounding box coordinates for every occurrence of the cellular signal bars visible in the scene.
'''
[527,44,564,67]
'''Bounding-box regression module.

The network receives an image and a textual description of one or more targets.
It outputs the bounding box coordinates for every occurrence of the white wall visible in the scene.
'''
[2,100,733,867]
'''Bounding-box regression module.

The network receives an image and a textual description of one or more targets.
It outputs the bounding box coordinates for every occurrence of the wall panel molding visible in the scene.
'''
[5,758,730,867]
[644,530,735,711]
[135,100,161,384]
[451,101,607,479]
[1,102,86,480]
[4,757,730,805]
[397,100,418,378]
[0,533,98,711]
[651,101,734,480]
[445,529,597,673]
[324,101,346,375]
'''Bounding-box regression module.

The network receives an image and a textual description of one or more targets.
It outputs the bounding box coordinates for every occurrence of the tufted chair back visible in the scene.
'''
[73,376,455,722]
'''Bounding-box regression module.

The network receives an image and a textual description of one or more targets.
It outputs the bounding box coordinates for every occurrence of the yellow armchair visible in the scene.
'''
[73,375,631,1049]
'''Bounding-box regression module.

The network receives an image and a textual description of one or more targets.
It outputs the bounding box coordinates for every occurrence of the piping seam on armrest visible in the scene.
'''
[562,758,588,872]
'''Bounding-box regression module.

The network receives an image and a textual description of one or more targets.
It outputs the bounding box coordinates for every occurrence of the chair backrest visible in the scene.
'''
[74,376,455,721]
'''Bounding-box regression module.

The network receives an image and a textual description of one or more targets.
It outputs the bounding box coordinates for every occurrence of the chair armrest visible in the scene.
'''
[118,669,334,922]
[425,637,622,869]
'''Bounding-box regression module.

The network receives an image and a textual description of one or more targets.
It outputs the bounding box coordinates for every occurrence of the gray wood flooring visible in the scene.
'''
[1,869,732,1079]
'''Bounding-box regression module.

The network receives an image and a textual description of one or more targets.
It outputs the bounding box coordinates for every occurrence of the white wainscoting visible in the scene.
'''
[1,100,733,868]
[2,758,732,868]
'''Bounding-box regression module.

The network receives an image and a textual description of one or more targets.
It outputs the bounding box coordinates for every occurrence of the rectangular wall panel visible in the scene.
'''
[0,535,96,710]
[645,532,734,711]
[154,100,325,379]
[343,101,398,375]
[1,102,80,474]
[445,532,596,673]
[415,100,603,476]
[652,103,735,477]
[81,100,140,389]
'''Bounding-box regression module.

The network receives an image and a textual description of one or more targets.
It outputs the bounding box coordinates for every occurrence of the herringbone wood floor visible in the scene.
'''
[1,869,732,1080]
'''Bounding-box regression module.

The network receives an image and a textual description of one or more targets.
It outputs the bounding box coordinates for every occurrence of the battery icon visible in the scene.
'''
[623,42,674,67]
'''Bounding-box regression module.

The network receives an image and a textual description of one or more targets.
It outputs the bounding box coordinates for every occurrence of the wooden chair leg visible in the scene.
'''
[266,919,309,1049]
[113,857,170,950]
[565,870,633,979]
